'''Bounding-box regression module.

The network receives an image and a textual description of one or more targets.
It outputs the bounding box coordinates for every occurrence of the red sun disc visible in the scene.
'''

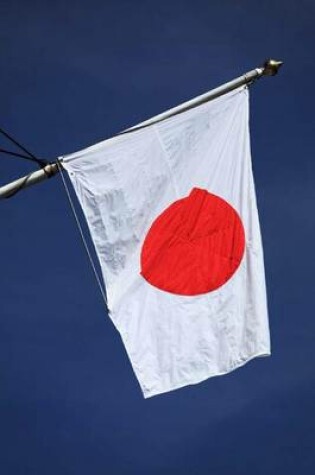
[140,188,245,296]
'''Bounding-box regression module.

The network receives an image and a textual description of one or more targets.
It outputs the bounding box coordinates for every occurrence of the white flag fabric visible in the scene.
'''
[62,86,270,398]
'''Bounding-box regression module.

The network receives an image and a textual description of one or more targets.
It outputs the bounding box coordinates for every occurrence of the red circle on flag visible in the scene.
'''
[140,188,245,296]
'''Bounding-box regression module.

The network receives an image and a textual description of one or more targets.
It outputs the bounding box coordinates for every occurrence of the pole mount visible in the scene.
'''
[262,59,283,76]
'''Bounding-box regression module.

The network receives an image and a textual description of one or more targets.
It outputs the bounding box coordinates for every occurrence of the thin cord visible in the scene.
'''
[3,172,34,199]
[57,160,109,311]
[0,148,42,163]
[0,126,48,167]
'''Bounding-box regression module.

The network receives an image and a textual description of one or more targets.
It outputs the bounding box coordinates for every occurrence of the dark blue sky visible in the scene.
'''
[1,1,314,474]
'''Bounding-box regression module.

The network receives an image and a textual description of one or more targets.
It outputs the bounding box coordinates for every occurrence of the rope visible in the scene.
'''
[56,159,109,311]
[0,148,42,162]
[0,126,48,168]
[3,171,35,199]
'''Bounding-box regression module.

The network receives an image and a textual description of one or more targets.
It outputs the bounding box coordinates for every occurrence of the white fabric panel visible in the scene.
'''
[62,86,270,398]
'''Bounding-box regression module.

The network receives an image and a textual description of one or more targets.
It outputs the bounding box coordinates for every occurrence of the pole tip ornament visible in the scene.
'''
[262,59,283,76]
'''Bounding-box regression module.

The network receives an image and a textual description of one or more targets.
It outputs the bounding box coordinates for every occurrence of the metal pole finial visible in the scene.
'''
[262,59,284,76]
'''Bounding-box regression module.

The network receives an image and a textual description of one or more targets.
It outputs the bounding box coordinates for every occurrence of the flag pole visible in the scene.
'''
[122,59,283,133]
[0,59,282,200]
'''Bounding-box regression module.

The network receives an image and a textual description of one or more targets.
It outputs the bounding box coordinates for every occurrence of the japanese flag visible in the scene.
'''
[62,86,270,398]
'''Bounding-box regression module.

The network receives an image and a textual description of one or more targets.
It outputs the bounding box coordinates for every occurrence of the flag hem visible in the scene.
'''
[141,350,271,398]
[114,315,271,399]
